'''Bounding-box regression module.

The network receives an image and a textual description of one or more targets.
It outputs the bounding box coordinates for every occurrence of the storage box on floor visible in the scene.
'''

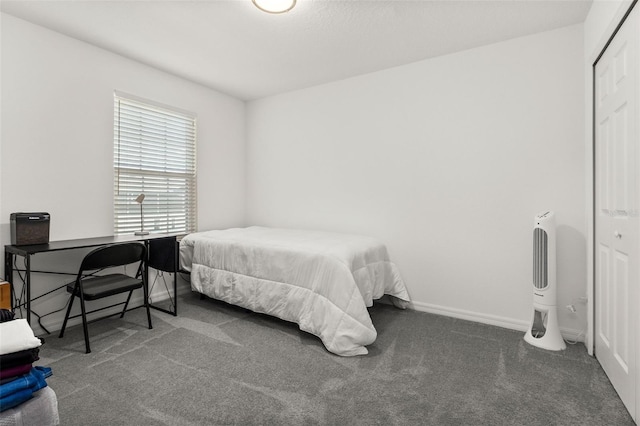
[0,311,59,425]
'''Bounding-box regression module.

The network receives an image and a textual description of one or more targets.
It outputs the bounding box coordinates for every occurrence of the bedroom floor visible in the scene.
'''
[37,293,633,425]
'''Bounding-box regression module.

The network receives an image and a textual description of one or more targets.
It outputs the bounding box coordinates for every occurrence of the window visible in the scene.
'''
[114,92,197,235]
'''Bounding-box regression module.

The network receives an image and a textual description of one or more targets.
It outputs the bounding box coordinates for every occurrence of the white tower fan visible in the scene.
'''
[524,211,566,351]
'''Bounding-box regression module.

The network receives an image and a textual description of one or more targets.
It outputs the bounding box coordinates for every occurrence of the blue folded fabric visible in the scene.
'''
[0,366,52,412]
[35,366,52,379]
[0,388,33,412]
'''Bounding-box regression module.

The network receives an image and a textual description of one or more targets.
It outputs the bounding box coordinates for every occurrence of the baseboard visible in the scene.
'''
[39,289,585,345]
[408,300,586,343]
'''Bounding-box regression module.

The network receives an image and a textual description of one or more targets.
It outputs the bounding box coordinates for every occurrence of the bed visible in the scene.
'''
[180,226,410,356]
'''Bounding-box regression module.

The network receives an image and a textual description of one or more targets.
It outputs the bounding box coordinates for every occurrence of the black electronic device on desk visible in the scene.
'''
[10,213,50,246]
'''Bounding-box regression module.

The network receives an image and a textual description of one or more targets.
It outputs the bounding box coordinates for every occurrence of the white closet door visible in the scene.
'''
[595,4,639,421]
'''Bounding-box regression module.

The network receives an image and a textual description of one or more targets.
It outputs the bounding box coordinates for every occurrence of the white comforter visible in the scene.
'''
[180,227,410,356]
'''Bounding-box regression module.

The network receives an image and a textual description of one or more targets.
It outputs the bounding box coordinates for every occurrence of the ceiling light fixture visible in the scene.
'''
[252,0,296,14]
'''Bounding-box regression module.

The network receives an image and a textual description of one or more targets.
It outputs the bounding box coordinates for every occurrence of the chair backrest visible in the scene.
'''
[147,237,176,272]
[80,242,146,273]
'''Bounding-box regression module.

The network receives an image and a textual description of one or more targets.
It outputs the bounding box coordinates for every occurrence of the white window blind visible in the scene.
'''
[114,92,197,235]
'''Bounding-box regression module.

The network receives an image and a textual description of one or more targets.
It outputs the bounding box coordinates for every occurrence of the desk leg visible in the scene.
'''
[144,241,152,326]
[144,241,149,288]
[25,254,31,325]
[4,252,13,310]
[173,239,178,316]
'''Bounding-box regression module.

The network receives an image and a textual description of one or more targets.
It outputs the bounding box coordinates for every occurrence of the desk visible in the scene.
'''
[4,233,180,331]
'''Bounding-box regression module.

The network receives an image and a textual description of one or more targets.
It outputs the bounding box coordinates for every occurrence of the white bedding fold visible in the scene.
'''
[181,226,410,356]
[0,319,42,355]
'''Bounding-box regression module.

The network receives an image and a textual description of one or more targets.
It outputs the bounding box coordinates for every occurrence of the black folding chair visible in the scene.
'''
[147,237,179,316]
[59,242,152,353]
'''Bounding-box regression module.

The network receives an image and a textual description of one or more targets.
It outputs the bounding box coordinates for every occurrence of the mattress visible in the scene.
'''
[180,226,410,356]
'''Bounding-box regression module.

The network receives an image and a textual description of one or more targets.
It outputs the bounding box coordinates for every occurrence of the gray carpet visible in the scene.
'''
[36,293,634,425]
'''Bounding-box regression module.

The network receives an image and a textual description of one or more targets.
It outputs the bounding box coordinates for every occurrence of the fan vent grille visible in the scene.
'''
[533,228,548,289]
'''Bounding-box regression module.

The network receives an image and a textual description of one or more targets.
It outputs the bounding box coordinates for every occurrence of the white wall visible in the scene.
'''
[583,0,634,353]
[0,13,246,333]
[246,24,586,337]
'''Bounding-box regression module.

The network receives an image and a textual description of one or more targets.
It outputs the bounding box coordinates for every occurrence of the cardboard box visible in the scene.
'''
[0,281,11,310]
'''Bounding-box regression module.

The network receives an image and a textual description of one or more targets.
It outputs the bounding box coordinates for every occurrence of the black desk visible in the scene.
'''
[4,233,180,331]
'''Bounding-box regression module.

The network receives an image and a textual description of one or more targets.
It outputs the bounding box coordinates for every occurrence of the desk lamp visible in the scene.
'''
[135,193,149,236]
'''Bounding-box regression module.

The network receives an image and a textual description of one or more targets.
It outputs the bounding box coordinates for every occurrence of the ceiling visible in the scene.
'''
[1,0,593,101]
